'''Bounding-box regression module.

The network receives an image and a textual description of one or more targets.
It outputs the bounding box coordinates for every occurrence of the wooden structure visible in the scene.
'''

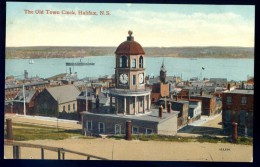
[4,140,109,160]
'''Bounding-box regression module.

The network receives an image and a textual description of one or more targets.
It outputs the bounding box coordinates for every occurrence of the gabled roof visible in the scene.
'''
[46,85,81,104]
[13,90,37,103]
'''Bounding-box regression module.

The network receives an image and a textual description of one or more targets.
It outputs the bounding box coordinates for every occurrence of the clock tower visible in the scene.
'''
[109,31,151,115]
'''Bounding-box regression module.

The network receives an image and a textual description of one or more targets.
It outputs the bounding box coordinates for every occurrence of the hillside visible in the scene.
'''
[5,46,254,59]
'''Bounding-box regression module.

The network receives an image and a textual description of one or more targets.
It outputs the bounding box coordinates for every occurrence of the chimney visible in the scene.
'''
[87,100,92,110]
[167,102,171,113]
[159,105,163,118]
[125,120,132,140]
[96,95,100,109]
[200,88,203,96]
[227,83,230,91]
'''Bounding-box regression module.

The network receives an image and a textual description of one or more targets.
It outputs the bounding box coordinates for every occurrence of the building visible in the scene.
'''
[222,89,254,136]
[173,91,222,116]
[12,89,39,115]
[146,62,170,103]
[5,81,49,101]
[81,31,179,136]
[34,85,80,117]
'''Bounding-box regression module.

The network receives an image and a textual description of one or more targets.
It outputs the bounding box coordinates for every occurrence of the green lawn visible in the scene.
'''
[109,134,253,145]
[4,123,253,145]
[4,123,93,141]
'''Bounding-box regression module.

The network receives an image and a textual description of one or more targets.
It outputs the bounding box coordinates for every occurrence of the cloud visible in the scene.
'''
[112,10,254,47]
[6,6,254,47]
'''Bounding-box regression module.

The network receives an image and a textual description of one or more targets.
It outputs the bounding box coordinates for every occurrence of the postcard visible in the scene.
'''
[4,2,254,162]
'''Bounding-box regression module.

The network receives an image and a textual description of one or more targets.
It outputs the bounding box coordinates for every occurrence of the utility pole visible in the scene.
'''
[23,85,26,115]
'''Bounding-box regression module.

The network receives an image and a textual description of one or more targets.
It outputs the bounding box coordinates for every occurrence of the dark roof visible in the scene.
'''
[13,90,37,103]
[160,61,167,72]
[115,31,145,55]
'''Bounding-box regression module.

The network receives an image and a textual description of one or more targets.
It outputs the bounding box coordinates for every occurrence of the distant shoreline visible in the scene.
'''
[5,46,254,59]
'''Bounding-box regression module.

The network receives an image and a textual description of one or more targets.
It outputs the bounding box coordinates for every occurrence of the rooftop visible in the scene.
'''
[115,31,145,55]
[225,89,254,95]
[46,85,81,104]
[82,107,179,123]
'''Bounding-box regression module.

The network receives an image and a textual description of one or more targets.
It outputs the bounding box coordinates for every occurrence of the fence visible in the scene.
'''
[4,140,109,160]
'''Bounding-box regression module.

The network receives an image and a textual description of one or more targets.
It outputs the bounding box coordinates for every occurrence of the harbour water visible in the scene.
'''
[5,56,254,81]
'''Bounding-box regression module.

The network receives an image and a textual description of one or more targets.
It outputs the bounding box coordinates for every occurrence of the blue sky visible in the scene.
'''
[6,2,255,47]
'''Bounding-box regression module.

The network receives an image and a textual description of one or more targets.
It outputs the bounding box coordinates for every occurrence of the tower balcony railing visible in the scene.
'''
[109,88,151,96]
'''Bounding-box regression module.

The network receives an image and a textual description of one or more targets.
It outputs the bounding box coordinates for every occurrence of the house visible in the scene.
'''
[188,101,202,122]
[5,81,49,101]
[34,85,80,117]
[222,89,253,136]
[173,91,222,116]
[12,89,39,115]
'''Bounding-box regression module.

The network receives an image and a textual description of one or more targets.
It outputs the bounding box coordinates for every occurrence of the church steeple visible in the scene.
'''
[160,60,167,83]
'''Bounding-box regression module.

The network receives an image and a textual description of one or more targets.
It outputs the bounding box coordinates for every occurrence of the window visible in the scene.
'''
[132,97,135,109]
[139,56,143,68]
[240,111,246,125]
[63,106,65,112]
[86,120,92,131]
[140,98,143,107]
[98,122,105,134]
[120,56,128,68]
[132,75,136,85]
[115,124,121,134]
[131,59,136,68]
[225,110,231,123]
[132,126,139,134]
[146,128,153,135]
[73,103,75,110]
[227,96,232,104]
[241,97,247,105]
[68,104,70,111]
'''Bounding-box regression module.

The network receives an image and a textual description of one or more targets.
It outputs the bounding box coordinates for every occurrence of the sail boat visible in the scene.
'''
[29,59,34,64]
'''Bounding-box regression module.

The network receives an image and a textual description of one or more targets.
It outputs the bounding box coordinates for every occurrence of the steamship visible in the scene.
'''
[66,59,95,66]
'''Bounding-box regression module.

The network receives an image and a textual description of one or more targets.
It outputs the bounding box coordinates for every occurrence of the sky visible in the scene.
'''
[6,2,255,47]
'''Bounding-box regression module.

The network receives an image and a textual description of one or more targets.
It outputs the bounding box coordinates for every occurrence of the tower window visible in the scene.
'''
[120,56,128,68]
[133,75,136,85]
[139,56,143,68]
[132,59,136,68]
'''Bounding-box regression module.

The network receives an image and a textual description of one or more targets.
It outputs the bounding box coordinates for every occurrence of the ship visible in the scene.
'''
[66,59,95,66]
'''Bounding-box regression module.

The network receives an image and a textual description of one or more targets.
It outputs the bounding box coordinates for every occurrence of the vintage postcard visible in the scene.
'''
[4,2,254,162]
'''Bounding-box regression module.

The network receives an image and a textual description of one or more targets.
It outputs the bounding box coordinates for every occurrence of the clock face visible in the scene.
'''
[139,73,144,84]
[119,73,128,84]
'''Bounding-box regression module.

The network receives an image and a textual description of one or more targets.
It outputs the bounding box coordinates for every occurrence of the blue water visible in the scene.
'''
[5,56,254,81]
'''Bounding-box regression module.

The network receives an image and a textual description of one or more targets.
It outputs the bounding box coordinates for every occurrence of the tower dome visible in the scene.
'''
[115,31,145,55]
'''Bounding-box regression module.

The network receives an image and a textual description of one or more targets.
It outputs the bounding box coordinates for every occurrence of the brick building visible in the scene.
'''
[222,89,253,136]
[12,89,39,115]
[173,92,222,116]
[5,81,49,101]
